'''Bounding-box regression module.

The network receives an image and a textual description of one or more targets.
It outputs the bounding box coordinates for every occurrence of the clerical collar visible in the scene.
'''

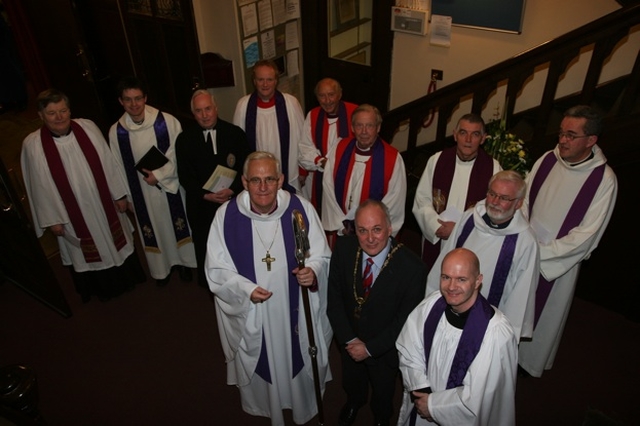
[482,212,512,229]
[250,201,279,216]
[49,127,72,138]
[257,97,275,108]
[355,144,373,156]
[457,154,477,163]
[567,151,595,167]
[445,304,470,329]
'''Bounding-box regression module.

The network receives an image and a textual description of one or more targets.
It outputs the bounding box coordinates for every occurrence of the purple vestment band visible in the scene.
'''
[334,137,386,208]
[410,294,493,425]
[245,91,295,193]
[529,151,606,325]
[116,112,191,251]
[456,215,518,307]
[223,195,307,383]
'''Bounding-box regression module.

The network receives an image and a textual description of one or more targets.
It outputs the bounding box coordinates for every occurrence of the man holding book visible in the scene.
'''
[109,76,196,286]
[176,90,251,287]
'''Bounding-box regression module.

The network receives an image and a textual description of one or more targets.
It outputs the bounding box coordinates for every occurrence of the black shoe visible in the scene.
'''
[178,266,193,282]
[338,404,359,426]
[156,275,171,287]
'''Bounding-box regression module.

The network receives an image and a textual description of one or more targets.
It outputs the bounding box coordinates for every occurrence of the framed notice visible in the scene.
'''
[336,0,358,27]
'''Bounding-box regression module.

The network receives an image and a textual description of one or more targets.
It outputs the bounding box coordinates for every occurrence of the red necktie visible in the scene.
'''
[362,257,374,297]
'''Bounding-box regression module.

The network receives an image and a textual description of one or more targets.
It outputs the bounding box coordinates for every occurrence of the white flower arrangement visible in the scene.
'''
[482,106,531,176]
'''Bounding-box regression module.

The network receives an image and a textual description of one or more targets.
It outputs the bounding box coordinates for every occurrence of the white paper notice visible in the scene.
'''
[261,30,276,59]
[286,0,300,19]
[285,20,299,50]
[286,49,299,76]
[241,3,259,36]
[258,0,273,30]
[202,165,238,193]
[271,0,287,26]
[243,36,259,68]
[430,14,452,47]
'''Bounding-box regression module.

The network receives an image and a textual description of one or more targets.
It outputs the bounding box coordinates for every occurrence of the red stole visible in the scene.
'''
[40,121,126,263]
[333,138,398,213]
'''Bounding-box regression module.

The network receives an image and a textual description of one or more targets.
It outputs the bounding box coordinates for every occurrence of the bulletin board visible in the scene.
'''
[431,0,525,34]
[236,0,303,105]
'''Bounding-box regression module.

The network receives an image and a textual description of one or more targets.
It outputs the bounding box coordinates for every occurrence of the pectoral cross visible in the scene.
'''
[262,251,276,271]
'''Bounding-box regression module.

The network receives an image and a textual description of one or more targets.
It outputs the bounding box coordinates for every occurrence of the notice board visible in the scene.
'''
[431,0,525,34]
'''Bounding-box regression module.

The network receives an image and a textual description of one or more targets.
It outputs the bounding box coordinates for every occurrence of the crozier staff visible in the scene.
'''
[205,151,332,426]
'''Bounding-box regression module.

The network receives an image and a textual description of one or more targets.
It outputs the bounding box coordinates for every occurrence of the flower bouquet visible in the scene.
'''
[482,107,531,176]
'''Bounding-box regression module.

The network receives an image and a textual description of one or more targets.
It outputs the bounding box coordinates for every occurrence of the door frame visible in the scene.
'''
[301,0,393,112]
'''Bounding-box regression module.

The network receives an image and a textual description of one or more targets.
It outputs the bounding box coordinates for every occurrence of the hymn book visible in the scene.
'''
[134,145,169,177]
[202,165,237,193]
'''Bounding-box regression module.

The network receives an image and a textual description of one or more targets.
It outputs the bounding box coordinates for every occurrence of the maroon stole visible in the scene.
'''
[40,121,126,263]
[308,101,357,214]
[528,151,606,325]
[421,147,494,270]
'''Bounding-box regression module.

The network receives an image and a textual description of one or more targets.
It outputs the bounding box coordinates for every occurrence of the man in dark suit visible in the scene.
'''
[327,199,427,426]
[175,90,251,287]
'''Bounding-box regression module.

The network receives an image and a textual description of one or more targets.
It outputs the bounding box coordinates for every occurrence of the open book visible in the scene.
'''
[202,165,237,193]
[134,145,168,177]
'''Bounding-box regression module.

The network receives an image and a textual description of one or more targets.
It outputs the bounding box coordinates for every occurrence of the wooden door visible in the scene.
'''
[0,159,71,318]
[118,0,204,125]
[301,0,393,113]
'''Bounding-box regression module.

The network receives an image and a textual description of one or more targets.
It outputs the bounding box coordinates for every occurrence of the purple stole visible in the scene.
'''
[528,151,606,325]
[334,138,394,210]
[116,112,191,252]
[223,195,307,383]
[310,101,354,215]
[245,91,295,193]
[41,121,126,263]
[456,215,518,307]
[422,147,494,270]
[410,295,493,425]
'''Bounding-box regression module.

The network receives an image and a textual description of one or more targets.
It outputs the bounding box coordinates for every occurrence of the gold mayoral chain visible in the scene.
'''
[254,221,279,271]
[352,243,402,319]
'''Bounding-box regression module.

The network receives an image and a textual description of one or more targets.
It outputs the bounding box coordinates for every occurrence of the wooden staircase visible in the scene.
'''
[381,3,640,321]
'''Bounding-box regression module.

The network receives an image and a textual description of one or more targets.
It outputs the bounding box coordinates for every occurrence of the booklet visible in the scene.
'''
[134,145,168,177]
[202,165,237,193]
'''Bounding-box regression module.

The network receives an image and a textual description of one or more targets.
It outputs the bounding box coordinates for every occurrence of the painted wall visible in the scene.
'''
[193,0,637,149]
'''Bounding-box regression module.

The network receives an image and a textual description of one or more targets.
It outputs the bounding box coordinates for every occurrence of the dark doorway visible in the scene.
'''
[301,0,393,113]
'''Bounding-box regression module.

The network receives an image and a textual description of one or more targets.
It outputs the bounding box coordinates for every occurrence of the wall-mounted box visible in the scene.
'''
[391,7,429,36]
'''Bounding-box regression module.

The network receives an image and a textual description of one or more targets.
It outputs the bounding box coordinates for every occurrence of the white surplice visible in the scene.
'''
[518,145,617,377]
[109,105,196,279]
[21,118,135,272]
[233,93,304,193]
[425,200,540,340]
[206,190,332,426]
[396,292,517,426]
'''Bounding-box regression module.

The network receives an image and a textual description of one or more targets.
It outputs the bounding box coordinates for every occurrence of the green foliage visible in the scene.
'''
[483,115,531,176]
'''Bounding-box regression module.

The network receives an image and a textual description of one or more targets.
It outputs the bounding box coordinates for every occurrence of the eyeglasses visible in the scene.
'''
[486,190,518,202]
[558,131,591,141]
[247,176,279,187]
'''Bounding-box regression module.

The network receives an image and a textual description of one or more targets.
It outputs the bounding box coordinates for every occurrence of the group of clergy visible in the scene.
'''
[21,57,616,426]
